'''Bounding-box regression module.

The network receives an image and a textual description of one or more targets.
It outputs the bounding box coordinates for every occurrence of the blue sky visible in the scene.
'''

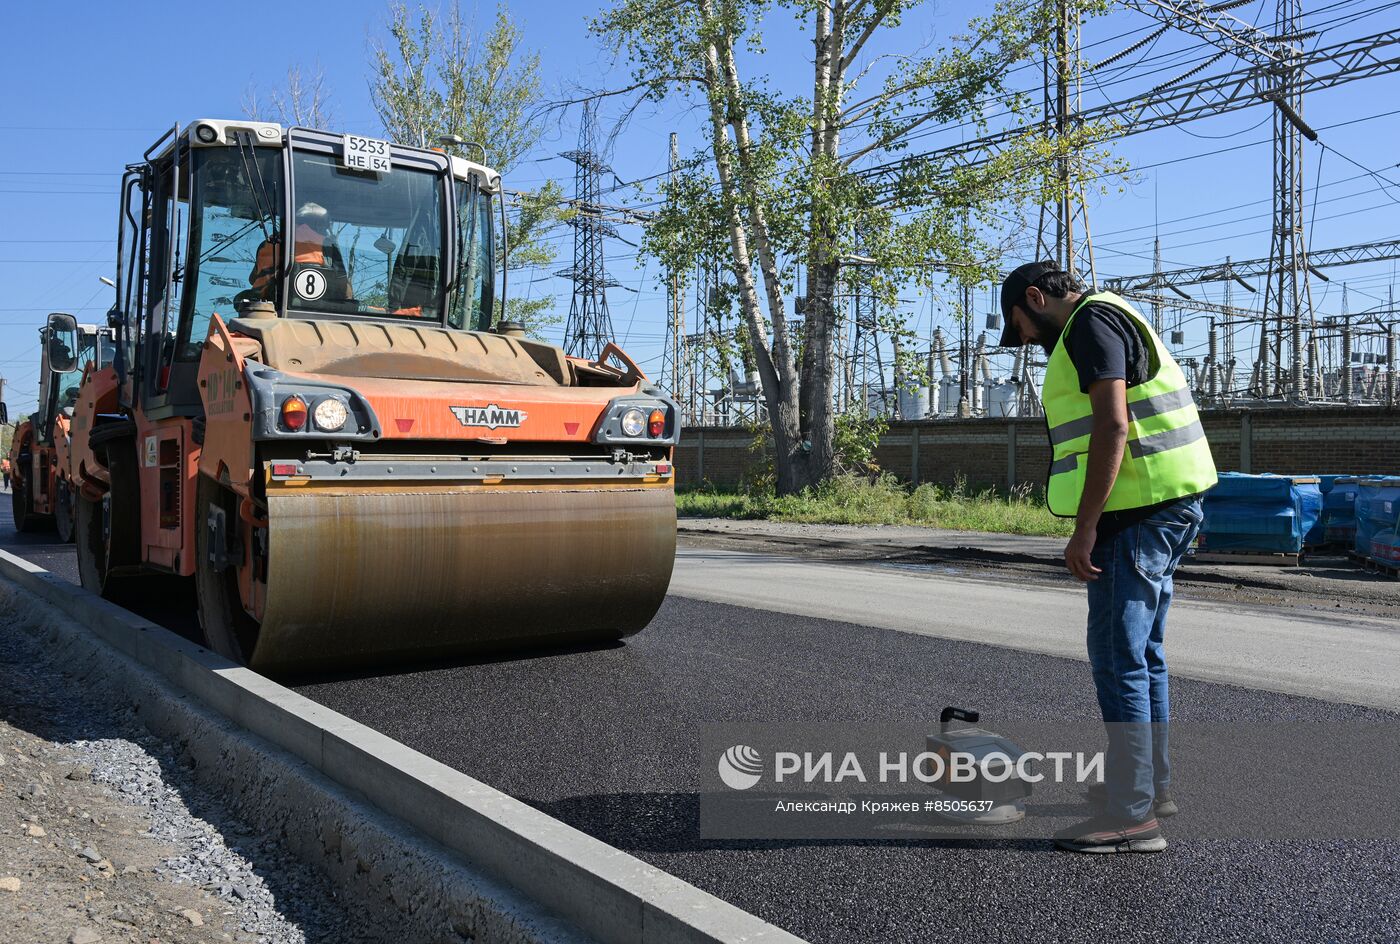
[1,0,1397,415]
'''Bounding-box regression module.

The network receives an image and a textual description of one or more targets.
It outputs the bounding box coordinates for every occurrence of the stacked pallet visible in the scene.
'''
[1319,475,1362,547]
[1196,473,1322,565]
[1355,477,1400,577]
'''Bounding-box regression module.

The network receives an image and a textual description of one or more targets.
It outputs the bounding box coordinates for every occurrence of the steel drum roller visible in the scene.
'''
[249,484,676,673]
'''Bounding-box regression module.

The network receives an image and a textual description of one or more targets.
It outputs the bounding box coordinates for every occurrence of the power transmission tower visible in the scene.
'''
[958,283,975,415]
[556,102,619,357]
[685,259,729,424]
[847,249,889,417]
[1151,236,1163,334]
[850,290,886,417]
[1260,0,1315,399]
[1107,235,1400,400]
[857,5,1396,407]
[1038,0,1099,283]
[862,13,1400,354]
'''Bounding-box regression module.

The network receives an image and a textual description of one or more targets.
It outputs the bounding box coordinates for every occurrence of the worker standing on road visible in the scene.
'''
[1,456,9,491]
[999,261,1217,854]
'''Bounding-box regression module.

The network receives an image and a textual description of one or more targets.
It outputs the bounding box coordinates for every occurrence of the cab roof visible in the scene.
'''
[149,119,501,192]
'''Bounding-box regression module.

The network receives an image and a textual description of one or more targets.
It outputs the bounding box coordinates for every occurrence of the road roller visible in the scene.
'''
[8,317,114,540]
[60,119,677,674]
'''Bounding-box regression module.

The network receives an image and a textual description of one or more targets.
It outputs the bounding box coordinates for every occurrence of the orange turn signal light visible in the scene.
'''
[281,395,308,431]
[648,409,665,438]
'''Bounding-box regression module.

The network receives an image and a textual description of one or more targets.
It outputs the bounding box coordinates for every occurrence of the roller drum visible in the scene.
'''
[250,485,676,673]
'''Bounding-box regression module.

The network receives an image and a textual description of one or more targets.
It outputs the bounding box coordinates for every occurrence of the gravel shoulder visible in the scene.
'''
[0,608,354,944]
[0,715,235,944]
[678,517,1400,621]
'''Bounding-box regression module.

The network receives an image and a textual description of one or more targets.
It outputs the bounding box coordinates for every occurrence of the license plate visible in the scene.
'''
[342,134,392,173]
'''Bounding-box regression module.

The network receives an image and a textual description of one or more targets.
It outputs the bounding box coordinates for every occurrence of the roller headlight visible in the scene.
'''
[620,408,646,437]
[313,397,349,432]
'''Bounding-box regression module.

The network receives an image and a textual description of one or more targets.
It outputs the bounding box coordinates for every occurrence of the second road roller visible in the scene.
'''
[9,319,114,540]
[58,118,677,675]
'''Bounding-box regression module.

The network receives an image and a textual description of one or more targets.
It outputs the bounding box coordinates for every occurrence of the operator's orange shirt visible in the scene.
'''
[250,224,331,293]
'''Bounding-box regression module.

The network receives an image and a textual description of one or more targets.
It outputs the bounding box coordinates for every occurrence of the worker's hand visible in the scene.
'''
[1064,527,1102,582]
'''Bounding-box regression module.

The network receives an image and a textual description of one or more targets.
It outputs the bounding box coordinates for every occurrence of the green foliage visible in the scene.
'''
[732,407,891,492]
[371,2,566,336]
[738,418,776,496]
[592,0,1124,493]
[677,474,1073,536]
[832,412,886,476]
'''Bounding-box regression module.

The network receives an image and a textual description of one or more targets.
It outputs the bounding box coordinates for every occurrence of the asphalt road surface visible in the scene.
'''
[2,493,1396,944]
[669,547,1400,709]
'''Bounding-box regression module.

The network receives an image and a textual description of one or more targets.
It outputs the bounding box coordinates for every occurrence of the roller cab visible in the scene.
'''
[70,119,677,675]
[14,316,113,540]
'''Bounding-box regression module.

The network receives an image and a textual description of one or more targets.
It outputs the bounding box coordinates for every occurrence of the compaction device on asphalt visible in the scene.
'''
[926,706,1033,823]
[52,119,678,674]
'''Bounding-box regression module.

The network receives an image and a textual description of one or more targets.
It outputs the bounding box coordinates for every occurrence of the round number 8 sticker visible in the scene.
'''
[296,269,327,301]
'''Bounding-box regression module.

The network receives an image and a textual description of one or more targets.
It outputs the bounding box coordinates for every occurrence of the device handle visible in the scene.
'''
[939,706,980,732]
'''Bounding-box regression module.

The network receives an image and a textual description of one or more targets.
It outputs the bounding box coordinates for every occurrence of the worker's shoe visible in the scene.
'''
[1053,814,1167,854]
[1085,783,1179,818]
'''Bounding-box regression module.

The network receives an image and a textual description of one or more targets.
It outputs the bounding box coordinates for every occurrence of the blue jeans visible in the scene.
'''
[1086,495,1203,822]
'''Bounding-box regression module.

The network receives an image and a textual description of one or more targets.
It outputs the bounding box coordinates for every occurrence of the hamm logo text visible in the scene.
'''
[450,405,527,430]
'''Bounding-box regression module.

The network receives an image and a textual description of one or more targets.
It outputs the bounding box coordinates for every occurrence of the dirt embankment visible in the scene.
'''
[0,718,241,944]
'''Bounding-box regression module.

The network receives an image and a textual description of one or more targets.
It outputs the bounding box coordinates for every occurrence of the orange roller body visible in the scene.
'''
[64,119,679,676]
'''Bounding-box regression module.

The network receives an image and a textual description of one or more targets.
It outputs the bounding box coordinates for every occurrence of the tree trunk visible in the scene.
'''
[803,262,839,482]
[700,0,814,493]
[794,1,844,488]
[696,17,808,492]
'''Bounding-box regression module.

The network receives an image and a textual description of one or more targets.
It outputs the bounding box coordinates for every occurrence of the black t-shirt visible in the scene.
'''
[1064,302,1152,393]
[1060,301,1182,543]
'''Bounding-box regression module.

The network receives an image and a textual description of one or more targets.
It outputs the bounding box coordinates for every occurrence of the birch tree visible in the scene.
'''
[593,0,1110,493]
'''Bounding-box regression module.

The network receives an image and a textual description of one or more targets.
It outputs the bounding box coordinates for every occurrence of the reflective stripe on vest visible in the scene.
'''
[1049,418,1208,474]
[1047,385,1197,447]
[1040,291,1217,517]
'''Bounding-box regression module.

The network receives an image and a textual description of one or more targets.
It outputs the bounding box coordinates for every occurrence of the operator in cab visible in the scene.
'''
[249,202,351,303]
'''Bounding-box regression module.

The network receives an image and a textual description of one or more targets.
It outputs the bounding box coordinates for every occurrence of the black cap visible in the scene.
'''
[998,260,1059,347]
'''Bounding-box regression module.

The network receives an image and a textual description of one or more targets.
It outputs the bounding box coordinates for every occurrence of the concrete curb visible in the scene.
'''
[0,550,804,944]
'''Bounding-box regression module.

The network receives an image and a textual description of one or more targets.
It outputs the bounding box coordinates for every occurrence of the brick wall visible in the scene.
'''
[677,407,1400,490]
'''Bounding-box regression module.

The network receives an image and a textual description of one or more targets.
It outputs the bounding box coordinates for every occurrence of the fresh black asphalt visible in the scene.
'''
[3,498,1396,943]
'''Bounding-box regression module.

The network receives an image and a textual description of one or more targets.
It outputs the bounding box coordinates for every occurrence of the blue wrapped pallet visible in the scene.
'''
[1301,476,1347,546]
[1354,477,1400,559]
[1321,476,1361,546]
[1199,472,1322,555]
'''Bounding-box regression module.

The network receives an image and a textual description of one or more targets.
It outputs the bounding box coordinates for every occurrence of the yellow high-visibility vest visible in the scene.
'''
[1042,291,1217,517]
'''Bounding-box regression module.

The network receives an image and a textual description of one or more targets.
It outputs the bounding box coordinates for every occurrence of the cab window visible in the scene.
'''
[449,179,495,331]
[286,150,446,320]
[176,146,283,359]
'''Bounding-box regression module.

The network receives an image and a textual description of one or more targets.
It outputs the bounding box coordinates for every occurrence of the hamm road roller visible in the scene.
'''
[60,119,677,674]
[9,318,114,540]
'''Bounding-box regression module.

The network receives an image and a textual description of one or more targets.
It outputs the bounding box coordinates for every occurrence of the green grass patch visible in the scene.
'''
[677,474,1074,537]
